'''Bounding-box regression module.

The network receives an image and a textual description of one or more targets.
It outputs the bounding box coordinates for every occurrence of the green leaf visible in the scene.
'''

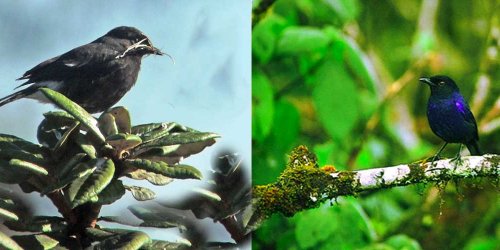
[276,26,331,55]
[12,234,59,250]
[0,134,44,153]
[124,159,202,180]
[128,206,185,228]
[138,132,219,148]
[92,231,150,250]
[253,13,288,63]
[43,160,96,194]
[0,199,19,221]
[93,179,126,205]
[132,122,196,142]
[125,185,156,201]
[139,221,185,230]
[39,88,105,143]
[312,55,360,141]
[5,216,66,233]
[67,158,115,208]
[105,106,132,134]
[126,169,173,186]
[85,227,115,241]
[0,231,22,250]
[106,133,142,152]
[9,159,48,176]
[141,239,191,250]
[323,0,360,22]
[252,71,275,142]
[384,234,422,250]
[0,160,28,184]
[269,100,300,152]
[98,113,118,136]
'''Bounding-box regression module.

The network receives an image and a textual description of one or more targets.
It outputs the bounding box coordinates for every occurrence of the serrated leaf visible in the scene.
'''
[98,113,118,137]
[106,106,131,134]
[125,185,156,201]
[126,169,173,186]
[12,234,59,250]
[9,159,48,176]
[93,180,126,205]
[67,158,115,208]
[92,231,149,250]
[124,159,202,180]
[0,231,22,250]
[39,88,105,143]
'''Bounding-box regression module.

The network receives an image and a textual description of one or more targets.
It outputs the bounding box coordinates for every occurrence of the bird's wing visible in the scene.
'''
[16,43,122,87]
[456,100,479,140]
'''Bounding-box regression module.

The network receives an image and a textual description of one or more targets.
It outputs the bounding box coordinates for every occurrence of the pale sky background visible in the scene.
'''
[0,0,250,245]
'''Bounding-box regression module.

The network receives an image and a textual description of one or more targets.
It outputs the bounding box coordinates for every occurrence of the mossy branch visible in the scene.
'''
[249,146,499,230]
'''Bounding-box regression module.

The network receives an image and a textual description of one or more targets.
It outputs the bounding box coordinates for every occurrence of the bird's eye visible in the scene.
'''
[438,81,445,86]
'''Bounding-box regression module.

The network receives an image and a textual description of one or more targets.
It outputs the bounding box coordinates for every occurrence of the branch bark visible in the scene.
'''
[249,146,499,230]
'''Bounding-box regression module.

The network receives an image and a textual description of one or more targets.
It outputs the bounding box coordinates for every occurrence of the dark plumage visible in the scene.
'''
[420,75,481,157]
[0,26,163,113]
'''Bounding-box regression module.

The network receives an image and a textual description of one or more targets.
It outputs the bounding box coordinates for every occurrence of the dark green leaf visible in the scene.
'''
[9,159,48,176]
[43,160,96,194]
[125,185,156,201]
[124,159,202,180]
[141,239,191,250]
[39,88,105,143]
[0,160,28,184]
[133,139,216,165]
[93,179,126,205]
[5,216,66,233]
[137,132,219,148]
[12,234,59,250]
[92,231,149,250]
[67,158,115,208]
[85,227,115,241]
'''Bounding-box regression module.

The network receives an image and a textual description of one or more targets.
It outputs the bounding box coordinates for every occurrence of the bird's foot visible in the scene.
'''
[450,153,463,170]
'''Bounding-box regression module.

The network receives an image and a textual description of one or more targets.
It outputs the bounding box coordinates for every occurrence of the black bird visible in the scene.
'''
[0,26,163,113]
[420,75,481,160]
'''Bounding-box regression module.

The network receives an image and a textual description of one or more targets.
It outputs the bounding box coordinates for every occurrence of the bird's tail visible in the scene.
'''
[466,141,482,156]
[0,88,37,108]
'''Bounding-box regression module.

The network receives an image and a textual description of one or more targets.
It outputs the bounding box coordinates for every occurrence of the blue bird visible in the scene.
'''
[420,75,481,160]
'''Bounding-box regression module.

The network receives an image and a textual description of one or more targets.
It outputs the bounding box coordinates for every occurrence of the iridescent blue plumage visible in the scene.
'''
[420,75,481,157]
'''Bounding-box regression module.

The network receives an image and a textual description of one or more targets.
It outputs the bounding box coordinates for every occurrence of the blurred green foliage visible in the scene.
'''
[252,0,499,249]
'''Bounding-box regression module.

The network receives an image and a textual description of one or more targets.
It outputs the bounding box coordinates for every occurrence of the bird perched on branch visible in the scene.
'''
[420,75,481,160]
[0,26,164,113]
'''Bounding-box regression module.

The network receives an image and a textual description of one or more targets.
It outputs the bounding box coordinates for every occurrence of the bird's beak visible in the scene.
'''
[140,38,164,55]
[419,77,434,86]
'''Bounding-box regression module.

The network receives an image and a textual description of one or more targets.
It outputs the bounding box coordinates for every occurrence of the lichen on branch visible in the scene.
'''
[249,145,499,229]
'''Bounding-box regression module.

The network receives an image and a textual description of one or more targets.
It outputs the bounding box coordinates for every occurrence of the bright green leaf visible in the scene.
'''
[277,26,331,55]
[39,88,105,143]
[252,71,275,142]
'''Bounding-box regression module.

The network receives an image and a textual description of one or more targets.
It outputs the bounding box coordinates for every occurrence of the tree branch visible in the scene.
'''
[249,146,499,230]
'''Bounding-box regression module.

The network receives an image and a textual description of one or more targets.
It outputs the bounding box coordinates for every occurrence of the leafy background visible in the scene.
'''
[253,0,499,249]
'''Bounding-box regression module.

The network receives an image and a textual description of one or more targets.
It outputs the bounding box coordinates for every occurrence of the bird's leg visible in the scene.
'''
[450,144,463,168]
[430,142,448,164]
